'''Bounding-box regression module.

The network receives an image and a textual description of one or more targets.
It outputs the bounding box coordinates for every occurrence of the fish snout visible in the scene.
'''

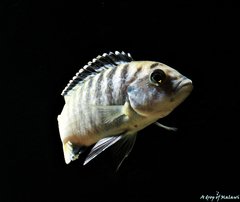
[173,76,193,92]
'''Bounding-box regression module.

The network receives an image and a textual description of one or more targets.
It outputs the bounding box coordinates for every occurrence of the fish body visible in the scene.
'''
[57,51,193,166]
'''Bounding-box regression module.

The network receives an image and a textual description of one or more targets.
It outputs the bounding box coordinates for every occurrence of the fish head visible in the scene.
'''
[127,62,193,118]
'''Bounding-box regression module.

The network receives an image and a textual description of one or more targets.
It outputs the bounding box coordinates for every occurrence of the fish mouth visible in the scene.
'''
[174,78,193,92]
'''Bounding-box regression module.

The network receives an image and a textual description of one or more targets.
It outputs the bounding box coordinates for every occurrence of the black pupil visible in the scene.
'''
[151,69,166,83]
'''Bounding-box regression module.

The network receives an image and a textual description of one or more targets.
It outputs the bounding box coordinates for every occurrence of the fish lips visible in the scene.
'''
[174,77,193,93]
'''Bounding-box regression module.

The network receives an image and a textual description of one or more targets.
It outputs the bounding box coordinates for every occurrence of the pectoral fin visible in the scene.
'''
[90,102,131,124]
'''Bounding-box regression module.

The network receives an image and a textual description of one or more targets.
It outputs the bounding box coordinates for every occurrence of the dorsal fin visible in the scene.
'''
[61,51,133,96]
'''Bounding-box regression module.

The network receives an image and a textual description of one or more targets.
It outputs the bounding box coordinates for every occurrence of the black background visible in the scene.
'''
[5,1,240,202]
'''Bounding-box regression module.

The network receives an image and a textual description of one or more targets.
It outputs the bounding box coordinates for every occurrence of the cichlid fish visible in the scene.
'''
[57,51,193,169]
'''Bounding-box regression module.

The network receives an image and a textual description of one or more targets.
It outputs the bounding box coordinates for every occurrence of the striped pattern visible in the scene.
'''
[61,51,133,96]
[58,54,194,166]
[150,63,159,69]
[64,61,149,136]
[61,61,159,135]
[105,66,119,104]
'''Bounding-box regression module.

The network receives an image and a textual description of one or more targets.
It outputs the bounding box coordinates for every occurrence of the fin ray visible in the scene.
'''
[83,136,122,165]
[61,51,133,96]
[91,105,125,124]
[155,122,178,131]
[114,134,136,171]
[83,134,137,171]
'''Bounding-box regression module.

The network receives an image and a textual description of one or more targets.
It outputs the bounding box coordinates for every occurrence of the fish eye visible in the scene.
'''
[150,69,166,85]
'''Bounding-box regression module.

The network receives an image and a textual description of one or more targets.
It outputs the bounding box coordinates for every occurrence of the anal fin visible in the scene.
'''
[63,141,86,164]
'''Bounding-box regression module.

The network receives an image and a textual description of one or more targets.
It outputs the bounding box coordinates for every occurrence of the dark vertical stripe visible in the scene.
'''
[85,78,93,102]
[84,78,96,133]
[133,66,142,78]
[95,72,104,105]
[150,63,159,69]
[105,67,119,104]
[117,64,130,104]
[120,64,129,80]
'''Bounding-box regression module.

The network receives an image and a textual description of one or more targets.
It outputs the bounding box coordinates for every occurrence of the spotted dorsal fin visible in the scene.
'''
[61,51,133,96]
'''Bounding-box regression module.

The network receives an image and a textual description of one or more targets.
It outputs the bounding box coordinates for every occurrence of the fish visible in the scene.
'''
[57,51,193,169]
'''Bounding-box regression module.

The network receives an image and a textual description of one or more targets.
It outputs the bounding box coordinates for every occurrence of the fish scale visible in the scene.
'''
[57,51,193,168]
